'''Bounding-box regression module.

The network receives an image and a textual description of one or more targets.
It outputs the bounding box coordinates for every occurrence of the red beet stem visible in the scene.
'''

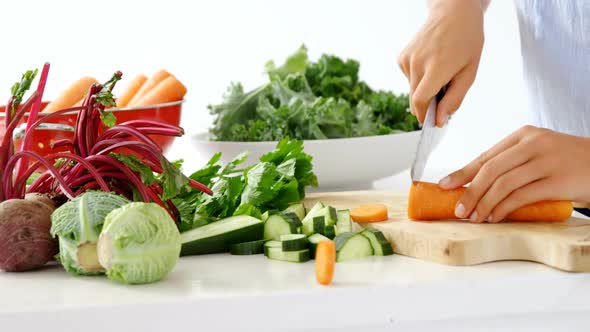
[17,63,50,179]
[190,179,213,196]
[3,151,75,199]
[85,155,150,202]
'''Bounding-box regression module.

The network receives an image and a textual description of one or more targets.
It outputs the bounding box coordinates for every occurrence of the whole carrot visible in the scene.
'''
[127,69,170,106]
[408,181,573,222]
[43,77,98,113]
[116,74,148,108]
[133,76,187,107]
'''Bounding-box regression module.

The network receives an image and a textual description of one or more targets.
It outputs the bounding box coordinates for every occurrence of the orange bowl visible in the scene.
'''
[0,100,183,157]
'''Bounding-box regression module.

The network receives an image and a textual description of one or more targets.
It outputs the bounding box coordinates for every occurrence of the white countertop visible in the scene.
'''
[3,138,590,332]
[2,254,590,332]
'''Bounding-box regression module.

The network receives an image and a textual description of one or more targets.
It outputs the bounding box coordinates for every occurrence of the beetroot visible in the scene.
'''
[0,198,57,272]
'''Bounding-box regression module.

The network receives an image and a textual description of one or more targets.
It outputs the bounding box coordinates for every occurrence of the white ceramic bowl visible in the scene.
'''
[190,131,441,190]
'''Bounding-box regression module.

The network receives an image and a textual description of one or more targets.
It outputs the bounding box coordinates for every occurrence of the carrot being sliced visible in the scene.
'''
[132,76,187,107]
[43,76,98,113]
[351,204,389,223]
[315,240,335,286]
[408,181,573,222]
[127,69,171,106]
[116,74,148,108]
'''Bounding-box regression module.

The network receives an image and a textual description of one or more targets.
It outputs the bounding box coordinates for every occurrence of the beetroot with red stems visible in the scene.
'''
[0,65,212,272]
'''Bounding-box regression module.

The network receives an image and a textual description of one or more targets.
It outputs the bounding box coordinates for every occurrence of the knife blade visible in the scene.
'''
[410,86,447,182]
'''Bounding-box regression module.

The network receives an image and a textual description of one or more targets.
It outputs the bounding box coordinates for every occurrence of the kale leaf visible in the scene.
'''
[208,45,418,141]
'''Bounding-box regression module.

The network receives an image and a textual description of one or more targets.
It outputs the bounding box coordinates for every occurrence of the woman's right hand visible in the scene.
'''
[398,0,488,127]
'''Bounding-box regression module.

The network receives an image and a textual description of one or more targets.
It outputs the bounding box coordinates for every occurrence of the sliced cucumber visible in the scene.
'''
[323,225,336,239]
[361,229,393,256]
[301,202,325,235]
[336,210,352,235]
[323,206,338,226]
[280,234,308,251]
[308,233,331,258]
[230,240,265,255]
[334,232,374,262]
[282,212,302,229]
[263,240,281,256]
[261,211,270,222]
[181,215,264,256]
[264,213,300,241]
[265,247,311,263]
[284,203,306,220]
[313,216,325,234]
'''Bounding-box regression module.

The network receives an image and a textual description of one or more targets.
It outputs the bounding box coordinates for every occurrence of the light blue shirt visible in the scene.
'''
[514,0,590,136]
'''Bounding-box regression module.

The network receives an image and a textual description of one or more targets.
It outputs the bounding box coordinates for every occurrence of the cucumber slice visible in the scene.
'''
[301,202,325,235]
[308,233,331,258]
[261,211,270,222]
[324,206,338,226]
[264,213,300,241]
[283,203,306,220]
[361,229,393,256]
[334,232,374,262]
[230,240,266,255]
[302,202,325,222]
[313,216,325,234]
[336,210,352,235]
[282,212,302,229]
[280,234,308,251]
[181,215,264,256]
[263,240,281,256]
[323,225,336,239]
[265,247,311,263]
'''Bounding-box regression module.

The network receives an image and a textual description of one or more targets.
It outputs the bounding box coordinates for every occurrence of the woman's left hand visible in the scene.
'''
[439,125,590,223]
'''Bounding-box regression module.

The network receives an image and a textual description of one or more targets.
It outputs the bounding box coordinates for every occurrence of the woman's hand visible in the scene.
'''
[398,0,487,127]
[439,125,590,223]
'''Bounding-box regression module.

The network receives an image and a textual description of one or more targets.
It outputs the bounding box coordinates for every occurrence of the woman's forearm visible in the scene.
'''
[429,0,491,12]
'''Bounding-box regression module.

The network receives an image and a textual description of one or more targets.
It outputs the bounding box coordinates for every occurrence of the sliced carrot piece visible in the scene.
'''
[350,204,389,223]
[315,240,335,286]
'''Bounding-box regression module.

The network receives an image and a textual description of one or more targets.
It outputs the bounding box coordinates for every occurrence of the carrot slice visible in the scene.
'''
[315,240,335,286]
[43,77,98,113]
[408,181,573,222]
[351,204,389,223]
[116,74,148,108]
[132,76,187,107]
[127,69,171,106]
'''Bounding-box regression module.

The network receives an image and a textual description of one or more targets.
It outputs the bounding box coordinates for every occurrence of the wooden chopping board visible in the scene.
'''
[304,191,590,272]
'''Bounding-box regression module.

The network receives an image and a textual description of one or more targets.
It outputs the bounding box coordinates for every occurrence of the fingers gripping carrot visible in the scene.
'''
[408,182,573,222]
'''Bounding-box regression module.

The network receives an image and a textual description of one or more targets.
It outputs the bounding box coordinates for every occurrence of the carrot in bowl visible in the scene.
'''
[351,204,389,223]
[132,76,187,107]
[43,76,98,113]
[116,74,148,108]
[408,181,573,222]
[315,240,335,286]
[127,69,171,106]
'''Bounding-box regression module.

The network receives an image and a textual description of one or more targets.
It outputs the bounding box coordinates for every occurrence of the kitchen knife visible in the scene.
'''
[410,86,447,182]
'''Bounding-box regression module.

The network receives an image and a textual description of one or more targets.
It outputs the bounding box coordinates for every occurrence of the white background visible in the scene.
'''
[0,0,528,172]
